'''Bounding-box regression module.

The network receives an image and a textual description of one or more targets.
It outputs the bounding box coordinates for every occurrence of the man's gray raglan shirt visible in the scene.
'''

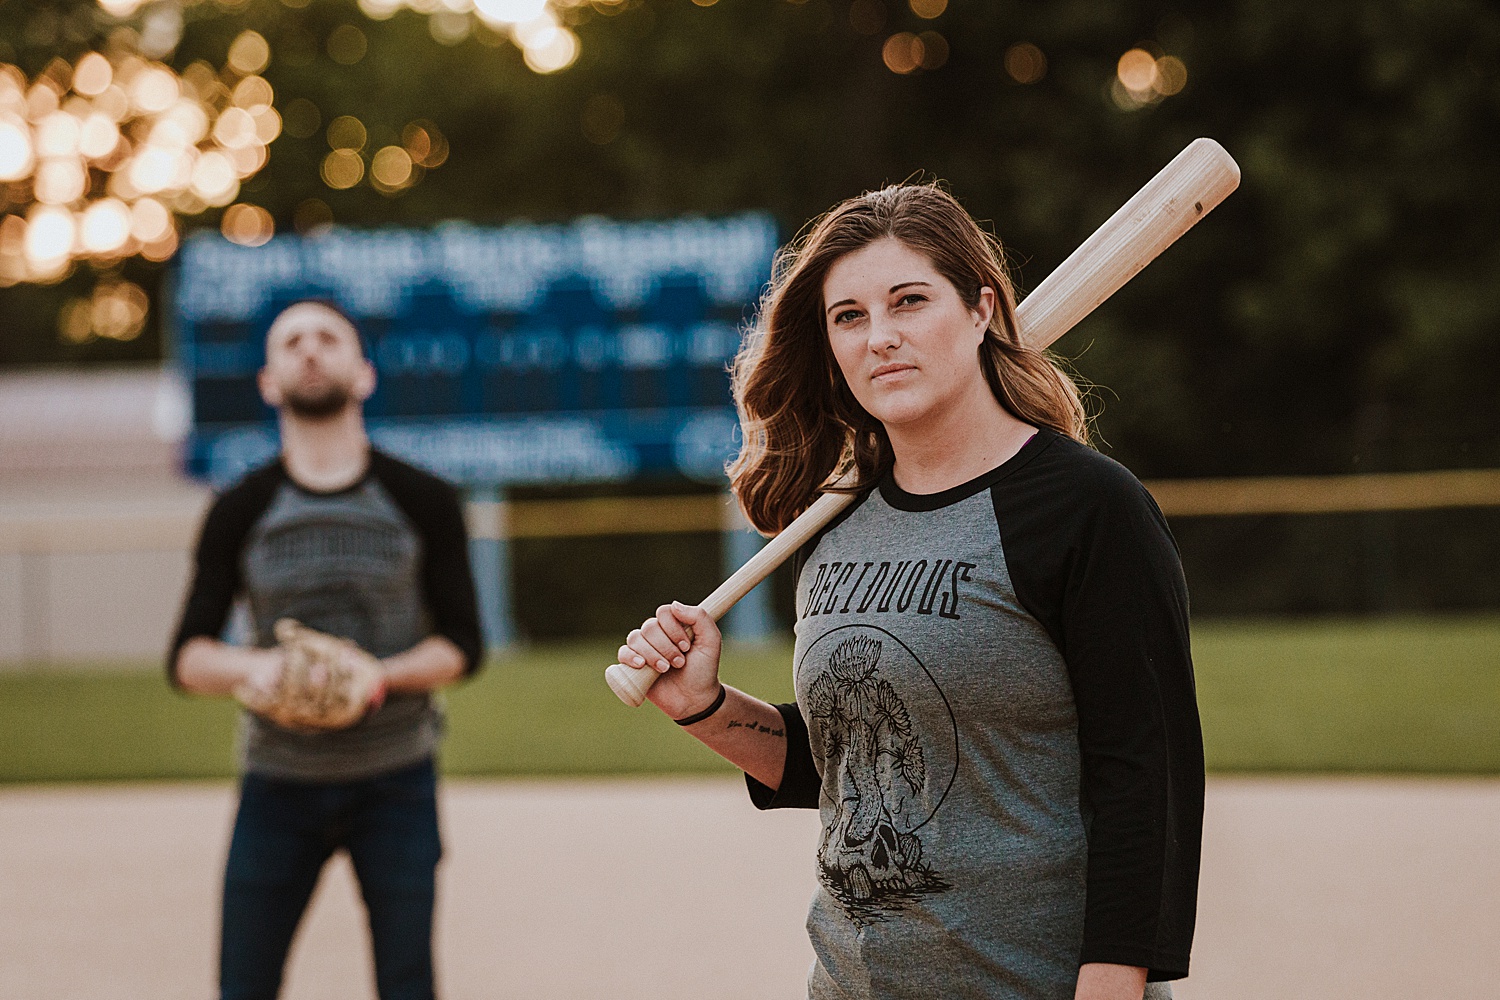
[170,450,483,782]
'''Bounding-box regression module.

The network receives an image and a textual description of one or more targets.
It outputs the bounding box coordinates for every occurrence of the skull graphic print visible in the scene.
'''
[799,625,958,923]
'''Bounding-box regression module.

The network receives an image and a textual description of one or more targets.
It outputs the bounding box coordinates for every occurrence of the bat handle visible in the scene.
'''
[605,616,702,707]
[604,660,659,707]
[604,490,859,707]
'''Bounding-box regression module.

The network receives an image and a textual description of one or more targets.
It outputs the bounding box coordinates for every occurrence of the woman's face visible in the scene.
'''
[823,237,995,433]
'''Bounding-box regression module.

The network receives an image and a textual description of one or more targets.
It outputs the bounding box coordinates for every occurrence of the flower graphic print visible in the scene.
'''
[799,625,958,923]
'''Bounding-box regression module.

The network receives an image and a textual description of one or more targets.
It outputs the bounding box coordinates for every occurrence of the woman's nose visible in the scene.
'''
[868,314,902,351]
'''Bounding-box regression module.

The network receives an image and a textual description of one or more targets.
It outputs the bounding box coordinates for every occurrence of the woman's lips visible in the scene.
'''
[870,362,916,381]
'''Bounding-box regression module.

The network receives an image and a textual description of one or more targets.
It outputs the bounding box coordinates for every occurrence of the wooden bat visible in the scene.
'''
[605,137,1241,707]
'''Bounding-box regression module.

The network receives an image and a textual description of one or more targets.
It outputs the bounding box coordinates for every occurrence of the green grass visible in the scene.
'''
[2,617,1498,783]
[1192,616,1500,773]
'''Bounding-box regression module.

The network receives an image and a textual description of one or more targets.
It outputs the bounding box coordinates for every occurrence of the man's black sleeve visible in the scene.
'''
[996,434,1204,982]
[745,702,821,809]
[167,464,283,688]
[371,452,484,675]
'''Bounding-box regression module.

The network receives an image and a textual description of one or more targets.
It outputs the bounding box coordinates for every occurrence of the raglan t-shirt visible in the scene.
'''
[747,428,1203,1000]
[170,450,483,783]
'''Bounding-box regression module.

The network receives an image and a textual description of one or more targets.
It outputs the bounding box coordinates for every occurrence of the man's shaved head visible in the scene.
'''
[258,300,375,421]
[266,300,364,356]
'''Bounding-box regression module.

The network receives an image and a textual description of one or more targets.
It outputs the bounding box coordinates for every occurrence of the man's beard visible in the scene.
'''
[282,383,353,419]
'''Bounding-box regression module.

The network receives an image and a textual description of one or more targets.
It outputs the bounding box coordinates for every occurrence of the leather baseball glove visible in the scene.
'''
[235,619,388,731]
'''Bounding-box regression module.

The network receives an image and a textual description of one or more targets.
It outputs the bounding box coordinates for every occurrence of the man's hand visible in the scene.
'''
[233,619,386,731]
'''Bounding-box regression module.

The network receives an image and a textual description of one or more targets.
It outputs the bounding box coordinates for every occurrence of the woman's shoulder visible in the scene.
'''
[1005,428,1164,526]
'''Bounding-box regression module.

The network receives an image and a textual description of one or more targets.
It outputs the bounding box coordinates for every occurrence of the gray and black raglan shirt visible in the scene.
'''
[170,450,482,783]
[748,428,1203,1000]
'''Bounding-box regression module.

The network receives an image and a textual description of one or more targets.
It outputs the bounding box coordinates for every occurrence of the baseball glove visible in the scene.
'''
[235,619,388,731]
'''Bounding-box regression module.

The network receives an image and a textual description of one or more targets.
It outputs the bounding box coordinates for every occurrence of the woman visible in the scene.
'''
[619,184,1203,1000]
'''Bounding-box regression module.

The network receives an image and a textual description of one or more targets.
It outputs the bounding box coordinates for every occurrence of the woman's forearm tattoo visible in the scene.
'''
[725,718,785,738]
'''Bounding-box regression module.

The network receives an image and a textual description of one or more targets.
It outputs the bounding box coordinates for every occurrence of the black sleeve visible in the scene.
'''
[995,434,1204,982]
[370,452,485,675]
[167,463,283,688]
[744,701,821,810]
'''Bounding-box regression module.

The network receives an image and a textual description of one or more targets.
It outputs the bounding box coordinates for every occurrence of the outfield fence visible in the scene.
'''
[3,467,1499,666]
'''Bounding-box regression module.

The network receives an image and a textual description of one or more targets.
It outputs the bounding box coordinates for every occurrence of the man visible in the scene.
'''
[170,300,483,1000]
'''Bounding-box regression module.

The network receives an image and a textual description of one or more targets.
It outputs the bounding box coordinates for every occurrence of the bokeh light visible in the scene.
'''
[909,0,947,18]
[232,76,274,112]
[79,198,132,254]
[429,12,473,46]
[58,297,94,344]
[918,32,949,70]
[35,160,89,205]
[1155,56,1189,96]
[882,33,924,75]
[191,151,240,206]
[1117,49,1159,93]
[130,66,180,114]
[371,145,414,193]
[0,39,280,285]
[78,114,121,160]
[129,197,171,243]
[37,112,82,159]
[213,107,258,148]
[90,280,150,340]
[327,115,367,152]
[24,205,76,269]
[72,54,114,98]
[227,31,271,76]
[54,279,151,343]
[514,13,581,74]
[139,226,178,262]
[1004,42,1047,84]
[357,0,405,19]
[402,121,449,167]
[221,202,275,247]
[321,148,365,189]
[1111,48,1189,110]
[327,25,370,65]
[96,0,148,17]
[0,114,36,181]
[474,0,551,26]
[373,0,590,73]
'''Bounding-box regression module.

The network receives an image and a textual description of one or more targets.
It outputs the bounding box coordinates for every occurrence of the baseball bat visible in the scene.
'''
[605,137,1240,707]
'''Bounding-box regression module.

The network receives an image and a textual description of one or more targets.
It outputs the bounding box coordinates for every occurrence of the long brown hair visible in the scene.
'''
[728,183,1089,534]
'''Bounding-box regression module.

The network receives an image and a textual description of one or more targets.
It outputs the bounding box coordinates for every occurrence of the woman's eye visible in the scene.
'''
[834,309,861,324]
[898,293,927,306]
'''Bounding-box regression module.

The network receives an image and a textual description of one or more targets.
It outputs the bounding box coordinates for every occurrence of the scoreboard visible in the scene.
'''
[173,214,778,488]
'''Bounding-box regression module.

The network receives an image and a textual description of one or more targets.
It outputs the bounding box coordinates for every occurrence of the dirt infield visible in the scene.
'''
[1,776,1496,999]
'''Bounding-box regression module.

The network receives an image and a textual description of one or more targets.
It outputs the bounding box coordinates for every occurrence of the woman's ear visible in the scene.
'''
[972,286,997,336]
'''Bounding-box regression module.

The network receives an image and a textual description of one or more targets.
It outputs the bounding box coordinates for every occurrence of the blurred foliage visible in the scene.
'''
[1,0,1497,481]
[2,0,1498,619]
[1176,507,1500,615]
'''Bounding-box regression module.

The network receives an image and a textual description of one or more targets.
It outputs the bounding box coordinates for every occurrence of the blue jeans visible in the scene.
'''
[220,759,442,1000]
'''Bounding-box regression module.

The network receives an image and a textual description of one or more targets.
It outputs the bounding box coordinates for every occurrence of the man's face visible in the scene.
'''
[257,303,375,419]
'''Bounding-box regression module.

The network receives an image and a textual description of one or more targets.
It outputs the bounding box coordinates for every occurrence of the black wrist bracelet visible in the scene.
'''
[674,684,727,726]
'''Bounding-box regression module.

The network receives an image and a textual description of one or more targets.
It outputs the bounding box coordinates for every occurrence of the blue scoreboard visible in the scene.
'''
[173,214,778,488]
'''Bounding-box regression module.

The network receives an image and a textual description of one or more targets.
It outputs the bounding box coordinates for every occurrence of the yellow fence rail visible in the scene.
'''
[3,468,1498,556]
